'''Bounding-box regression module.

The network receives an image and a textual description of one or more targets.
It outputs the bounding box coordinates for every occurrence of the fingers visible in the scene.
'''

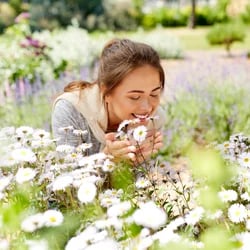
[104,130,163,162]
[105,134,137,160]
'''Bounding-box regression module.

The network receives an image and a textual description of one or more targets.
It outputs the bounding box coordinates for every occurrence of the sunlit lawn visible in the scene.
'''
[163,25,250,51]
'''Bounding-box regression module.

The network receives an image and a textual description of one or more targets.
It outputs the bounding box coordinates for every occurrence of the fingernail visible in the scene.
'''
[128,152,135,159]
[128,146,136,152]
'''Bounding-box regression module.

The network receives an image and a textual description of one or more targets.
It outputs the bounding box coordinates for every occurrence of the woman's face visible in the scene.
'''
[105,65,162,129]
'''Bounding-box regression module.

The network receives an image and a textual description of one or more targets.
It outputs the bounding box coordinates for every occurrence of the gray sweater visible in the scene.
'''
[51,99,101,154]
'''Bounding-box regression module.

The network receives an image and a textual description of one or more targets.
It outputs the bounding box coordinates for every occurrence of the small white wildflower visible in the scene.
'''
[117,120,132,132]
[133,201,166,230]
[77,182,97,203]
[241,192,250,201]
[21,213,45,232]
[26,239,48,250]
[56,145,74,153]
[135,177,151,189]
[84,238,119,250]
[15,167,36,184]
[65,236,88,250]
[228,203,247,223]
[102,159,115,172]
[234,232,250,250]
[107,201,131,217]
[12,148,36,163]
[73,129,88,136]
[16,126,34,136]
[0,157,17,167]
[238,152,250,168]
[76,143,93,152]
[153,227,180,245]
[0,239,9,250]
[100,197,120,208]
[218,189,238,202]
[246,219,250,230]
[58,126,74,132]
[0,126,15,136]
[43,210,64,227]
[52,175,73,191]
[185,207,204,225]
[31,139,53,148]
[90,230,108,243]
[166,216,185,231]
[33,129,50,140]
[0,175,12,192]
[137,236,154,250]
[208,209,223,220]
[133,126,147,143]
[0,192,4,200]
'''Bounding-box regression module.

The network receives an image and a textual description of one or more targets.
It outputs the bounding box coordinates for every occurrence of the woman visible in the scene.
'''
[52,38,166,163]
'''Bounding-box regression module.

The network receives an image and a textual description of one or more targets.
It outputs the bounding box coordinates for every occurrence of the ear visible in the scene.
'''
[100,84,110,103]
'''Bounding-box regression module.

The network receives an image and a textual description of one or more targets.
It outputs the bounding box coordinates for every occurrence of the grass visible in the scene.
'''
[163,26,250,51]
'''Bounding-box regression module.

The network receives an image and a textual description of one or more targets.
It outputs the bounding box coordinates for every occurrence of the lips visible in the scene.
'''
[132,113,149,121]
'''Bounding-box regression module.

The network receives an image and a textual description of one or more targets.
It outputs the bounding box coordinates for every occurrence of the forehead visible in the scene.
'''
[116,65,161,92]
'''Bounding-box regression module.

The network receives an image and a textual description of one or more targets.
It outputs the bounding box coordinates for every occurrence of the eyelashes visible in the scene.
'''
[129,95,159,101]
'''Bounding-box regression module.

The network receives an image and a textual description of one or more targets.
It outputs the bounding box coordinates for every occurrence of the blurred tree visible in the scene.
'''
[189,0,196,28]
[30,0,104,31]
[9,0,23,14]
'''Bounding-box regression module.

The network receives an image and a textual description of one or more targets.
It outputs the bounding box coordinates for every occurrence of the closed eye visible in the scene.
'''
[129,96,140,100]
[150,94,159,98]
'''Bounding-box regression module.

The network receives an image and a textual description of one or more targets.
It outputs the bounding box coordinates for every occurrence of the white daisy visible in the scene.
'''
[73,129,88,136]
[241,192,250,201]
[58,126,74,132]
[16,126,34,136]
[0,239,9,250]
[132,126,147,143]
[77,182,97,203]
[76,143,93,152]
[0,175,12,192]
[185,207,204,225]
[238,152,250,168]
[117,119,132,132]
[208,209,223,220]
[135,177,151,189]
[133,201,167,230]
[0,192,4,200]
[11,148,36,163]
[102,159,115,172]
[21,213,45,232]
[218,189,238,202]
[153,227,180,245]
[85,238,119,250]
[32,129,50,140]
[228,203,247,223]
[52,174,73,191]
[107,201,131,217]
[234,232,250,250]
[56,145,74,153]
[15,167,36,184]
[65,235,88,250]
[43,210,64,227]
[31,139,53,148]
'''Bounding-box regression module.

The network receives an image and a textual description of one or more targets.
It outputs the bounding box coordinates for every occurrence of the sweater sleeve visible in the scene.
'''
[51,99,90,147]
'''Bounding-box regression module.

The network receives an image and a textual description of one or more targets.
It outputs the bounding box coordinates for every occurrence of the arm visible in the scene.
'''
[51,99,90,147]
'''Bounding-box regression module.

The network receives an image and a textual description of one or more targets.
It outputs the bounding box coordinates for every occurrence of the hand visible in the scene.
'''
[103,133,137,162]
[133,130,163,164]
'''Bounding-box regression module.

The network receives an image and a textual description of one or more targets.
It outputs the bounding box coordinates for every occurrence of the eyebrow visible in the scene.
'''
[127,86,162,93]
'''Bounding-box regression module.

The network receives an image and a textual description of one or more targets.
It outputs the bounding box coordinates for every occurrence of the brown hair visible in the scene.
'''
[64,38,165,97]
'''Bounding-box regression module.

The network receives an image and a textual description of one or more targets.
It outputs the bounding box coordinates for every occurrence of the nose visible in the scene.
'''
[139,98,152,113]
